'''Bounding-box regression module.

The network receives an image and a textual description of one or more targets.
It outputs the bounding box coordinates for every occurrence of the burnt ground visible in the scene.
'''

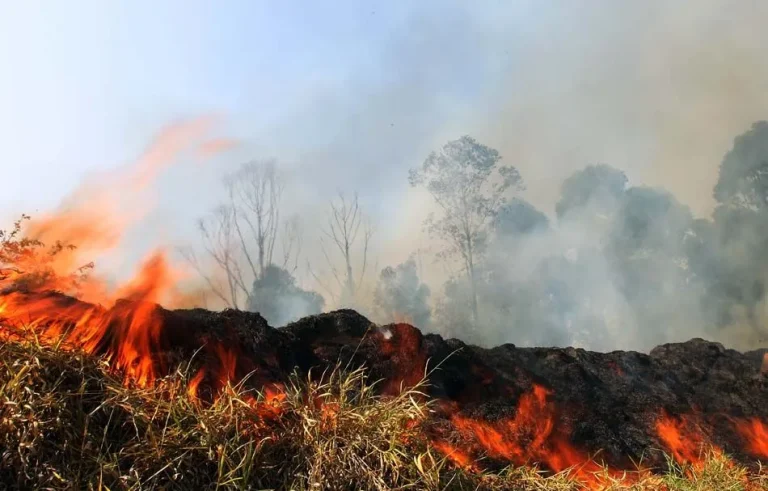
[158,306,768,472]
[2,292,767,473]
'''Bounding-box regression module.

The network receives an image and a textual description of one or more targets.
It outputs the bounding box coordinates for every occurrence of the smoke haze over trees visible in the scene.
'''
[4,2,768,353]
[184,121,768,354]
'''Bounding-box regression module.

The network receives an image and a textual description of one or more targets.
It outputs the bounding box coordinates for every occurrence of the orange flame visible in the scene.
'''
[188,368,207,401]
[655,411,722,468]
[213,342,239,391]
[435,384,611,487]
[432,440,477,470]
[734,418,768,459]
[0,117,229,389]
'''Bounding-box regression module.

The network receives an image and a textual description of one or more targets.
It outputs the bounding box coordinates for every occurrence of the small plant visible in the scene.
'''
[0,214,93,295]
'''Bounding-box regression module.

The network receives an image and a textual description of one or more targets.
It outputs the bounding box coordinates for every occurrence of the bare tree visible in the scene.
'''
[227,159,285,281]
[315,192,374,304]
[185,159,304,311]
[180,205,248,309]
[280,216,302,274]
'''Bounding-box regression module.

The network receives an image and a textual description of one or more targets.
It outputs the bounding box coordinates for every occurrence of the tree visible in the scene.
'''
[493,198,549,238]
[182,205,248,309]
[313,192,373,305]
[608,186,694,258]
[433,275,475,341]
[183,160,301,310]
[409,136,523,325]
[226,159,285,280]
[606,186,709,343]
[714,121,768,211]
[247,264,324,326]
[373,257,431,328]
[556,165,628,223]
[709,121,768,335]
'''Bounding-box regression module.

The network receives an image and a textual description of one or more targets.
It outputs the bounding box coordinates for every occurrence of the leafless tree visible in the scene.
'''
[226,159,285,281]
[180,205,248,309]
[280,215,302,274]
[185,159,304,310]
[314,192,374,304]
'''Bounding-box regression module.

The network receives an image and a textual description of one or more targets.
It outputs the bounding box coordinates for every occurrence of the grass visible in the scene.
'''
[0,340,766,490]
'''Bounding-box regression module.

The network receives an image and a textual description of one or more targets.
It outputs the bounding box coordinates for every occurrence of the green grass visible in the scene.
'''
[0,340,766,490]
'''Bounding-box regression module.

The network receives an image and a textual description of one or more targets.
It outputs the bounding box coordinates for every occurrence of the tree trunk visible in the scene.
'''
[345,243,355,298]
[466,238,479,327]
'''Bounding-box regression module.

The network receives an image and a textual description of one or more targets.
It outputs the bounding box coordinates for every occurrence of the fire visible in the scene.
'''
[734,418,768,459]
[431,440,476,470]
[435,384,611,487]
[213,342,239,390]
[188,367,207,401]
[655,410,721,468]
[379,323,428,395]
[0,117,232,389]
[0,252,176,387]
[1,118,766,486]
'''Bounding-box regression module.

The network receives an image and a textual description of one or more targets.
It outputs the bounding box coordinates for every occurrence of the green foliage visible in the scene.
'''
[494,198,549,238]
[373,257,431,328]
[247,264,324,326]
[714,121,768,211]
[556,164,628,221]
[409,136,523,262]
[704,121,768,337]
[607,187,694,257]
[410,136,523,324]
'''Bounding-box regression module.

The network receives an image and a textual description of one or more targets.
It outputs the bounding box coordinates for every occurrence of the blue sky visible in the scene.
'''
[0,1,406,210]
[0,1,509,226]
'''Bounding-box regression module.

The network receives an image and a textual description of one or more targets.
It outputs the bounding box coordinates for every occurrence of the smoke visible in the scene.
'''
[202,2,768,351]
[8,2,768,351]
[229,1,766,352]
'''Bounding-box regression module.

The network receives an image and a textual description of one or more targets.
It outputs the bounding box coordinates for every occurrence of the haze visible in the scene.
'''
[2,1,768,352]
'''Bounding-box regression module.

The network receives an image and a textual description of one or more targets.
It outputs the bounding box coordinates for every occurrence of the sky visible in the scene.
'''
[2,0,768,286]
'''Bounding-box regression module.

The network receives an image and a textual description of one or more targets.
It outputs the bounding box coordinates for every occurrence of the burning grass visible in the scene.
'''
[1,340,766,490]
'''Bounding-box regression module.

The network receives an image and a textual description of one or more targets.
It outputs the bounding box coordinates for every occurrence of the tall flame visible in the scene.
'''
[0,116,232,388]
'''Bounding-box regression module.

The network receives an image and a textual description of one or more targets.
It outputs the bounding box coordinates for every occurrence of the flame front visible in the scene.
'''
[0,117,232,389]
[0,251,175,387]
[433,384,614,487]
[655,410,723,468]
[734,418,768,460]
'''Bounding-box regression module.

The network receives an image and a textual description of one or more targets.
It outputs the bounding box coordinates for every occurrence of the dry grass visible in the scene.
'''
[0,340,766,490]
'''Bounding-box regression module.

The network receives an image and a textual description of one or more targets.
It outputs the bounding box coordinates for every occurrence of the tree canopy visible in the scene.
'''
[373,258,431,328]
[247,265,324,326]
[409,136,523,324]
